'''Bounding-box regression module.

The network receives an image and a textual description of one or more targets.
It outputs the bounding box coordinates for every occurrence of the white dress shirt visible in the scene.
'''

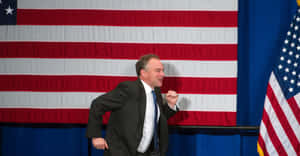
[137,80,160,153]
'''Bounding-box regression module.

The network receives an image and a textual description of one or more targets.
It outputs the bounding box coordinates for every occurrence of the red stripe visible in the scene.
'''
[258,134,270,156]
[0,75,236,94]
[287,97,300,125]
[267,84,299,153]
[167,111,236,126]
[0,108,90,124]
[0,42,237,61]
[0,108,235,126]
[17,9,237,27]
[262,110,288,156]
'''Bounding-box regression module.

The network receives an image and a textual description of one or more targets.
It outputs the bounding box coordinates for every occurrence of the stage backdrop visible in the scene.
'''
[0,0,237,126]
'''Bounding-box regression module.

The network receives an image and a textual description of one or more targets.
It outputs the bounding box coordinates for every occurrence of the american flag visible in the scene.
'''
[0,0,237,126]
[257,8,300,156]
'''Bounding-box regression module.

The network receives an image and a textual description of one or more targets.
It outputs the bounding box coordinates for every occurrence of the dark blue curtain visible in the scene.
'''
[238,0,297,126]
[0,126,257,156]
[0,0,298,156]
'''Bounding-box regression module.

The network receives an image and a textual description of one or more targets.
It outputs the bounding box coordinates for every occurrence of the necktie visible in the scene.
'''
[151,90,159,151]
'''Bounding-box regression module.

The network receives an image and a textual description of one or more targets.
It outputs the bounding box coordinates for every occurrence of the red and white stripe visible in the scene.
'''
[0,0,238,126]
[258,72,300,155]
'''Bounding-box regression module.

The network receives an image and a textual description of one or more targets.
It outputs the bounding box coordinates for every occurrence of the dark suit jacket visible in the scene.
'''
[86,79,177,156]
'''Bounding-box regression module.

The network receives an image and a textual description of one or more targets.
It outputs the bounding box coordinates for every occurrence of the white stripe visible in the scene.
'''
[265,97,296,155]
[0,26,237,44]
[0,92,236,111]
[259,121,279,156]
[18,0,238,11]
[291,93,300,109]
[164,94,236,112]
[269,72,300,143]
[0,59,237,77]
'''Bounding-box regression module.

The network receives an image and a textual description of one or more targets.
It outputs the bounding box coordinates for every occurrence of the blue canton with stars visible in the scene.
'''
[274,7,300,99]
[0,0,17,25]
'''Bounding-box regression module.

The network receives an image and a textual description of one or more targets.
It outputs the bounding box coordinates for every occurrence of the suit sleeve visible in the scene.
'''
[161,102,178,119]
[155,88,178,119]
[86,82,129,138]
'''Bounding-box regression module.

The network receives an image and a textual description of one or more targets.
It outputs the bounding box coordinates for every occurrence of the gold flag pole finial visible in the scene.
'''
[297,0,300,6]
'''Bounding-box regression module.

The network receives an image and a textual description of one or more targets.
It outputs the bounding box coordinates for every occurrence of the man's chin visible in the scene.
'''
[156,82,163,87]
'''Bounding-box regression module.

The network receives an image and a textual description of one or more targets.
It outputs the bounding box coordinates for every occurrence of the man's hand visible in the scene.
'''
[92,137,109,150]
[166,90,178,109]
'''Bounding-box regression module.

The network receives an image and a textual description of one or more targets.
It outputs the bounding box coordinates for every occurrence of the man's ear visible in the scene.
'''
[140,69,146,77]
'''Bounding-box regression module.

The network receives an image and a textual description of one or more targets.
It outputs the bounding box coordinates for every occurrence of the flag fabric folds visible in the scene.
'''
[257,7,300,156]
[0,0,238,126]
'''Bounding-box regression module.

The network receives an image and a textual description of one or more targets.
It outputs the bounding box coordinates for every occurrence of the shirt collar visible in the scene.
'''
[140,80,153,94]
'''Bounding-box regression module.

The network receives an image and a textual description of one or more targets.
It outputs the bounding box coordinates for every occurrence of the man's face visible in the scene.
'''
[141,58,165,88]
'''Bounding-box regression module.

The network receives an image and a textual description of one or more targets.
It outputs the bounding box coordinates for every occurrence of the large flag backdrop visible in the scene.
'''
[0,0,238,126]
[257,5,300,156]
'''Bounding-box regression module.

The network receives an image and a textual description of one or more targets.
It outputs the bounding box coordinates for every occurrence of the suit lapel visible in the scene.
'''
[154,87,164,114]
[136,79,146,125]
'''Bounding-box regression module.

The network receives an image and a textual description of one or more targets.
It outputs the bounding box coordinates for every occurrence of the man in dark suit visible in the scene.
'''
[86,54,178,156]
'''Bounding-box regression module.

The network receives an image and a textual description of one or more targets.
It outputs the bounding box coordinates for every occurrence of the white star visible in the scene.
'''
[296,54,300,59]
[297,17,300,22]
[292,71,296,75]
[291,42,295,47]
[297,46,300,50]
[284,76,288,81]
[294,62,298,67]
[293,34,297,39]
[285,68,290,72]
[289,88,294,92]
[287,59,292,64]
[291,79,295,84]
[295,26,299,30]
[298,74,300,78]
[287,31,292,36]
[278,64,283,69]
[298,82,300,86]
[282,48,287,52]
[285,40,289,44]
[289,51,293,55]
[291,23,294,28]
[5,6,14,15]
[280,56,285,61]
